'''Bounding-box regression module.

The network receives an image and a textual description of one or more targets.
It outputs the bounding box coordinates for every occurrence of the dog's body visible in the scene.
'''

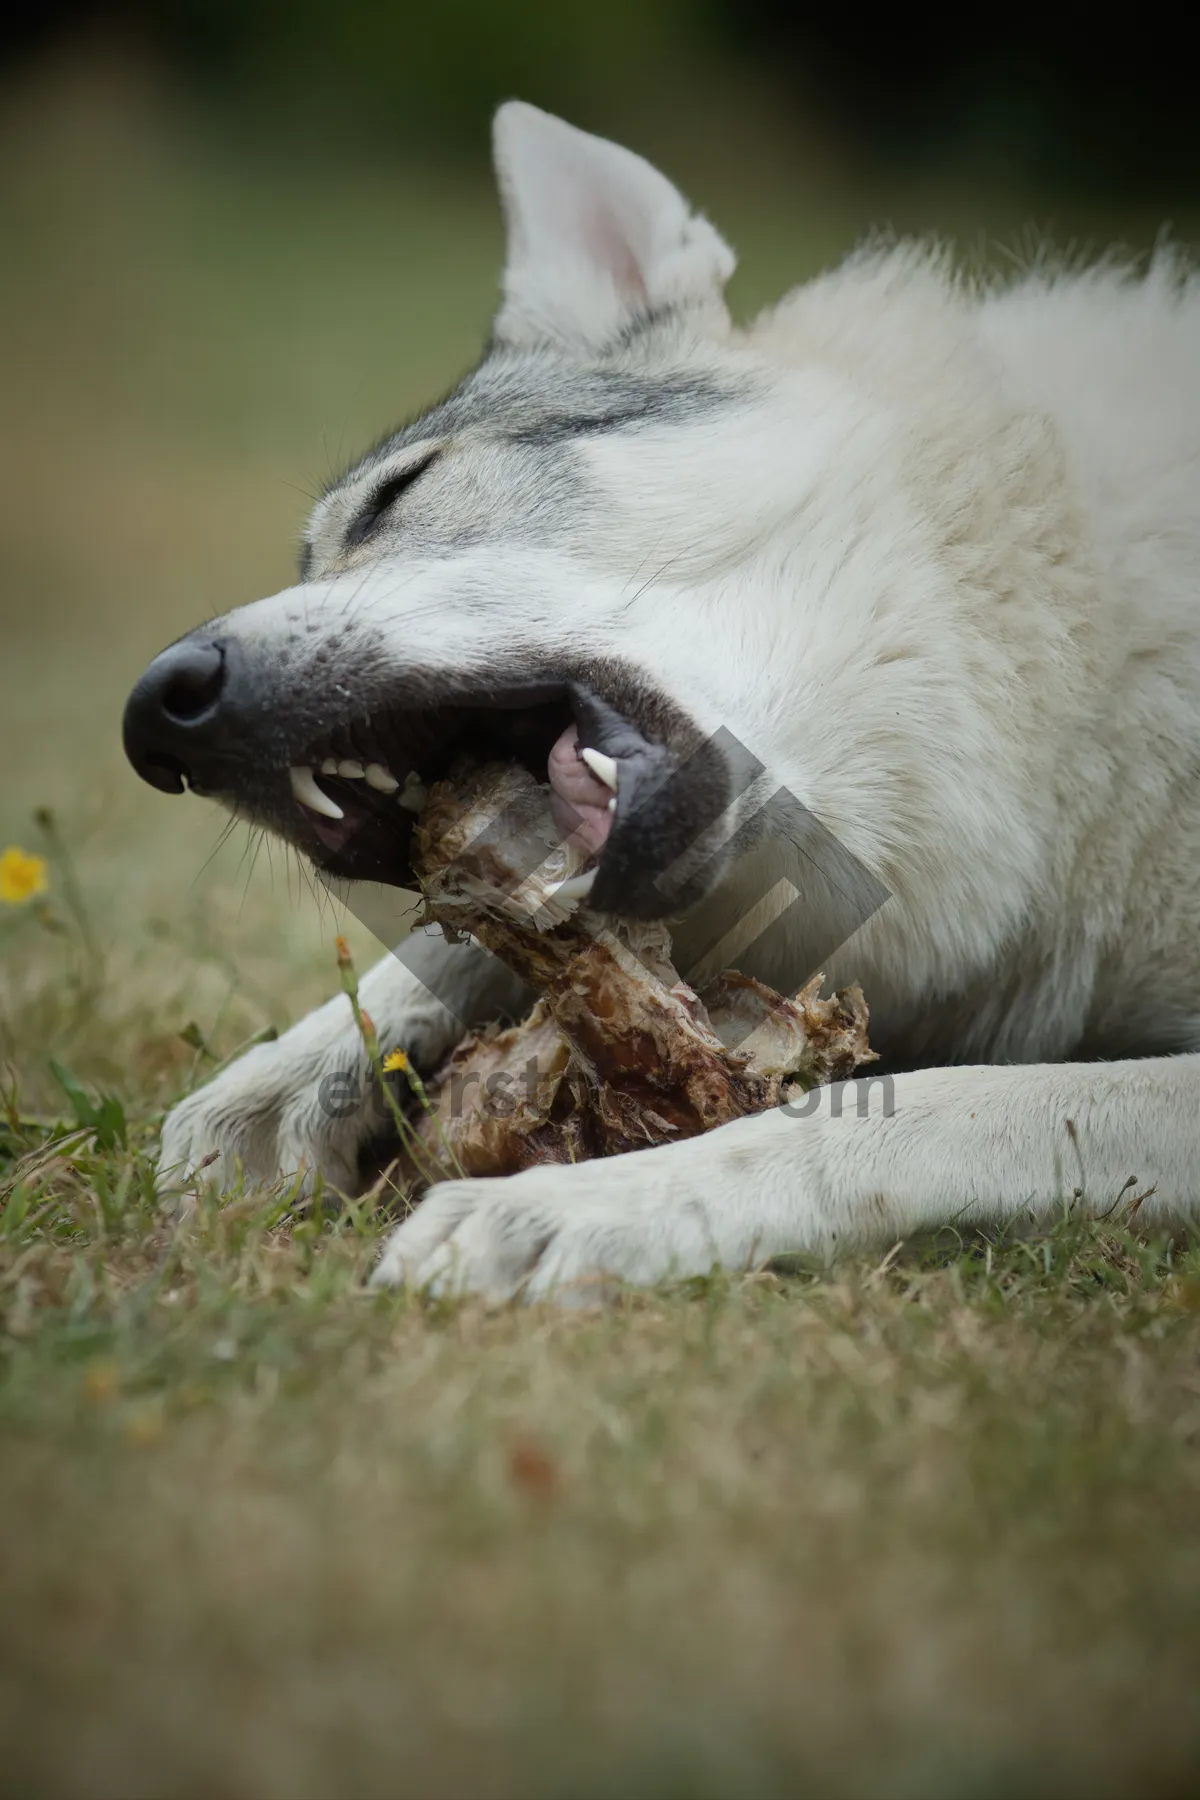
[126,105,1200,1298]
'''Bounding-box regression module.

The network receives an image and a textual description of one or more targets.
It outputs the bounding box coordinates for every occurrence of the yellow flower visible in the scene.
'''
[0,846,48,905]
[382,1049,409,1073]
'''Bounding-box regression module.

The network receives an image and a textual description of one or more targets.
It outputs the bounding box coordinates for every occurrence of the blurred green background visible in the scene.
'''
[2,5,1198,1063]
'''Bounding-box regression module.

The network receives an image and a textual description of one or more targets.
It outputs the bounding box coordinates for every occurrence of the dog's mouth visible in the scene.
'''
[275,676,726,919]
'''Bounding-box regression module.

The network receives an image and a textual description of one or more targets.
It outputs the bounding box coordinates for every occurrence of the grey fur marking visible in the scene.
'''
[326,346,744,494]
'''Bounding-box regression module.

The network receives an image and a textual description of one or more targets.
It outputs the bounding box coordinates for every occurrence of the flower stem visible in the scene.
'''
[334,938,440,1188]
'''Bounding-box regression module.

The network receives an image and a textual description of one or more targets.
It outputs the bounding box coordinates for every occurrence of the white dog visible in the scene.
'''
[123,103,1200,1299]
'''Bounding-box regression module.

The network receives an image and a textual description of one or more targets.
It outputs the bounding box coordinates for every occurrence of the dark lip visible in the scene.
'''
[291,679,664,894]
[199,661,733,918]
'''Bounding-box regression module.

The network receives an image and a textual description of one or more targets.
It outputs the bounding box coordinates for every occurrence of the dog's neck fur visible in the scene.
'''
[684,246,1200,1068]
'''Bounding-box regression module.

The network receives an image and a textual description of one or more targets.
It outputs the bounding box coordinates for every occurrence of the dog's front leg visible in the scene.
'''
[157,929,531,1199]
[372,1054,1199,1301]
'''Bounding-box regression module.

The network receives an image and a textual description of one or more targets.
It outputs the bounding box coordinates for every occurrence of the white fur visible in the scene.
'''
[159,110,1200,1297]
[371,1056,1196,1301]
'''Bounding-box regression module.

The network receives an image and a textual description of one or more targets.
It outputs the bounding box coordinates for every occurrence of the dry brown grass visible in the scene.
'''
[4,53,1200,1799]
[5,1165,1200,1798]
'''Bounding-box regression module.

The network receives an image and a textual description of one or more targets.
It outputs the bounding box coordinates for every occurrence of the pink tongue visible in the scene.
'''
[547,723,615,858]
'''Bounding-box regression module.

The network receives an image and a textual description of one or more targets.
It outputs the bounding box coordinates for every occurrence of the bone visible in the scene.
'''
[390,760,874,1189]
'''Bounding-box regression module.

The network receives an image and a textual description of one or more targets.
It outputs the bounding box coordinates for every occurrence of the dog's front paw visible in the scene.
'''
[157,1021,374,1202]
[158,935,536,1207]
[370,1134,763,1303]
[370,1106,836,1300]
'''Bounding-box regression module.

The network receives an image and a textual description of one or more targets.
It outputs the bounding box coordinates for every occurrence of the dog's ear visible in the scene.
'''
[491,102,735,352]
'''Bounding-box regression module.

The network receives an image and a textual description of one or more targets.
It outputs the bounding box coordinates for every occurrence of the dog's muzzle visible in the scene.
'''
[122,630,739,920]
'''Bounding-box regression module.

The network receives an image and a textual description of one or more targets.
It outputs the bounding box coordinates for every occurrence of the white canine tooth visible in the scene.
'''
[398,772,428,814]
[607,797,617,814]
[525,866,599,928]
[364,762,399,793]
[320,758,339,776]
[337,760,365,780]
[580,747,619,792]
[289,765,344,821]
[548,870,597,903]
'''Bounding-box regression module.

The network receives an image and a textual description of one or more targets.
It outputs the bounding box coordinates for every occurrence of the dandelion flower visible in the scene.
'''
[0,846,48,905]
[382,1048,409,1074]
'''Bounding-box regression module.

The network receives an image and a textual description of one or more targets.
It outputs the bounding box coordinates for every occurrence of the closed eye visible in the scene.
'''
[344,449,439,549]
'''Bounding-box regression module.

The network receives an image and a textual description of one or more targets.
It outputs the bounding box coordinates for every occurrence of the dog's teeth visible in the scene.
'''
[289,765,344,821]
[580,747,619,792]
[337,760,365,780]
[320,758,339,776]
[607,796,617,814]
[364,763,399,793]
[528,866,599,928]
[549,870,597,903]
[398,772,428,814]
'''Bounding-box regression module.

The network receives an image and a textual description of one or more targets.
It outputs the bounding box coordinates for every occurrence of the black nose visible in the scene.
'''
[123,637,232,794]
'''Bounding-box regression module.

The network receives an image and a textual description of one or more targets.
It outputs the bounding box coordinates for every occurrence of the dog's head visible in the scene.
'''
[124,104,813,922]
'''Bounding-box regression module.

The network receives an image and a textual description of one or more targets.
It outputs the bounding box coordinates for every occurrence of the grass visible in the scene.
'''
[4,47,1200,1800]
[6,1119,1200,1797]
